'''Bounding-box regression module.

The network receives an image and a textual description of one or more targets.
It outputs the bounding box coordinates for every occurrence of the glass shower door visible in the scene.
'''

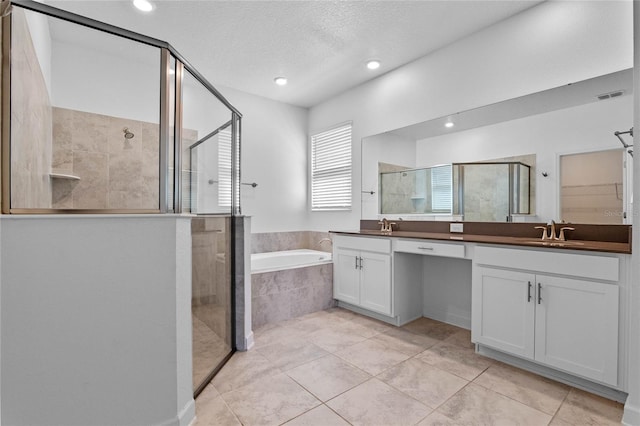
[180,67,236,395]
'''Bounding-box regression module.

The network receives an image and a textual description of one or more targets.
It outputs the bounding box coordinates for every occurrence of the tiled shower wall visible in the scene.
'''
[11,8,53,209]
[51,108,160,210]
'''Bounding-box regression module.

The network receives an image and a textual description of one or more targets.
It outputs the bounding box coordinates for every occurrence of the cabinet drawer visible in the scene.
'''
[332,235,391,254]
[475,246,619,282]
[394,239,465,258]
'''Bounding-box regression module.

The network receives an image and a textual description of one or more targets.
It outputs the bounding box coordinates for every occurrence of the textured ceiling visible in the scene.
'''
[44,0,542,108]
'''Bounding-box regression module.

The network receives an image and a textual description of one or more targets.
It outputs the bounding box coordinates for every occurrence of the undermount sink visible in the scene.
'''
[522,240,585,247]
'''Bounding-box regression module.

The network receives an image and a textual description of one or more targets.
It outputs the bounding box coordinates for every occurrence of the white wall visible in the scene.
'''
[0,216,194,426]
[308,0,632,231]
[219,86,310,233]
[51,39,160,123]
[415,95,632,222]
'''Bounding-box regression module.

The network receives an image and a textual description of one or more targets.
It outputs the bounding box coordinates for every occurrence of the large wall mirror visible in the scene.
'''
[361,68,633,224]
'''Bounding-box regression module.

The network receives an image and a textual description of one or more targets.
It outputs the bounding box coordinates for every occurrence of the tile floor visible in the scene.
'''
[194,308,625,426]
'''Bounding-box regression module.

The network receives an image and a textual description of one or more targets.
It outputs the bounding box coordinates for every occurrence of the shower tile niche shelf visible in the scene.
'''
[50,172,81,181]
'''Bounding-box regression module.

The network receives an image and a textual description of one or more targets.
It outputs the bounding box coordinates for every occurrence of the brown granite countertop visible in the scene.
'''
[330,228,631,254]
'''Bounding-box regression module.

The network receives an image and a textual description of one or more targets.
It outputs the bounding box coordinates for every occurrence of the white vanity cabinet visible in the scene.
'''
[473,246,620,386]
[333,235,392,316]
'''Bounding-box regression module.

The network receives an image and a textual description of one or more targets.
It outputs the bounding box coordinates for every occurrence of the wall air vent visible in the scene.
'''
[597,90,624,100]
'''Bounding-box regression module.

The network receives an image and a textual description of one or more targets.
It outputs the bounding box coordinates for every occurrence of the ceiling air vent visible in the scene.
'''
[597,90,624,100]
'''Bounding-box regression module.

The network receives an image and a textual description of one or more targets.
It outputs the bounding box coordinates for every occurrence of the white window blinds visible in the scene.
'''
[431,166,452,212]
[311,123,352,210]
[218,127,232,208]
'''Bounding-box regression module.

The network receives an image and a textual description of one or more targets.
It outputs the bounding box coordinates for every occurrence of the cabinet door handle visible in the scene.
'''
[417,246,434,250]
[359,256,363,270]
[538,283,542,304]
[527,281,532,302]
[355,256,359,270]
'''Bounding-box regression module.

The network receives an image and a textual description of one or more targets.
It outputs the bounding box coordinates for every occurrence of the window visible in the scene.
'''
[218,127,232,207]
[431,165,452,212]
[311,123,352,210]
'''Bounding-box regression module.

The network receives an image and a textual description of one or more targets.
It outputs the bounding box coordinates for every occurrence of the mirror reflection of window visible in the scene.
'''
[560,149,626,224]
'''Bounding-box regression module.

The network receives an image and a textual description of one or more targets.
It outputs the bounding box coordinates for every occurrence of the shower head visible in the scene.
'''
[123,128,134,139]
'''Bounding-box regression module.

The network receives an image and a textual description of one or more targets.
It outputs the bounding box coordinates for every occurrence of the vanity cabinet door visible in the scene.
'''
[359,252,392,316]
[333,248,361,306]
[534,275,619,386]
[473,267,536,359]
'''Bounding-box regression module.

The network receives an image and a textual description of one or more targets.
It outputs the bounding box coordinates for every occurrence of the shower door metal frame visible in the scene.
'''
[1,0,242,215]
[1,0,244,399]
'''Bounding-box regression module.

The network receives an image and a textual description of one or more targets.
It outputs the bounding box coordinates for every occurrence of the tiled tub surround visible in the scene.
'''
[195,308,624,425]
[252,231,332,254]
[251,231,334,329]
[11,8,53,209]
[252,263,334,329]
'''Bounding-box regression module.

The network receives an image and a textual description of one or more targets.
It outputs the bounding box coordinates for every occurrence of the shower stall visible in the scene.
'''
[379,162,530,221]
[3,0,240,399]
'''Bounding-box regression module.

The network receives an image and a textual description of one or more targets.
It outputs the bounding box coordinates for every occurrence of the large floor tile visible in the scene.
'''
[552,388,624,425]
[474,362,570,415]
[378,358,468,409]
[402,317,462,340]
[193,384,241,426]
[287,310,350,334]
[443,328,474,350]
[222,373,320,426]
[415,341,493,380]
[338,319,385,338]
[327,378,432,426]
[307,327,369,352]
[287,354,371,401]
[416,411,462,426]
[335,338,410,375]
[252,324,308,349]
[345,313,395,334]
[257,339,329,371]
[371,326,439,356]
[437,383,552,425]
[283,404,351,425]
[211,350,280,394]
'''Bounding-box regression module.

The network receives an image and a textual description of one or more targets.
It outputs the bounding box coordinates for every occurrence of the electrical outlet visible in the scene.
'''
[450,223,464,233]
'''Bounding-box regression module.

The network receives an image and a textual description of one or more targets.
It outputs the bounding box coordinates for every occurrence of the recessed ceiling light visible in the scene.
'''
[133,0,154,12]
[445,121,454,128]
[274,77,288,86]
[366,60,381,70]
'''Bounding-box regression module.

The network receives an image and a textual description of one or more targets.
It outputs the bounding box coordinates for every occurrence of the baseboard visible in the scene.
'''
[423,306,471,330]
[623,402,640,425]
[336,301,399,325]
[245,331,255,350]
[477,345,628,403]
[178,399,196,426]
[156,398,195,426]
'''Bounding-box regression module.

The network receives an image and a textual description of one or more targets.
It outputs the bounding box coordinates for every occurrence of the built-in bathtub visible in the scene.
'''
[251,249,332,274]
[251,249,335,329]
